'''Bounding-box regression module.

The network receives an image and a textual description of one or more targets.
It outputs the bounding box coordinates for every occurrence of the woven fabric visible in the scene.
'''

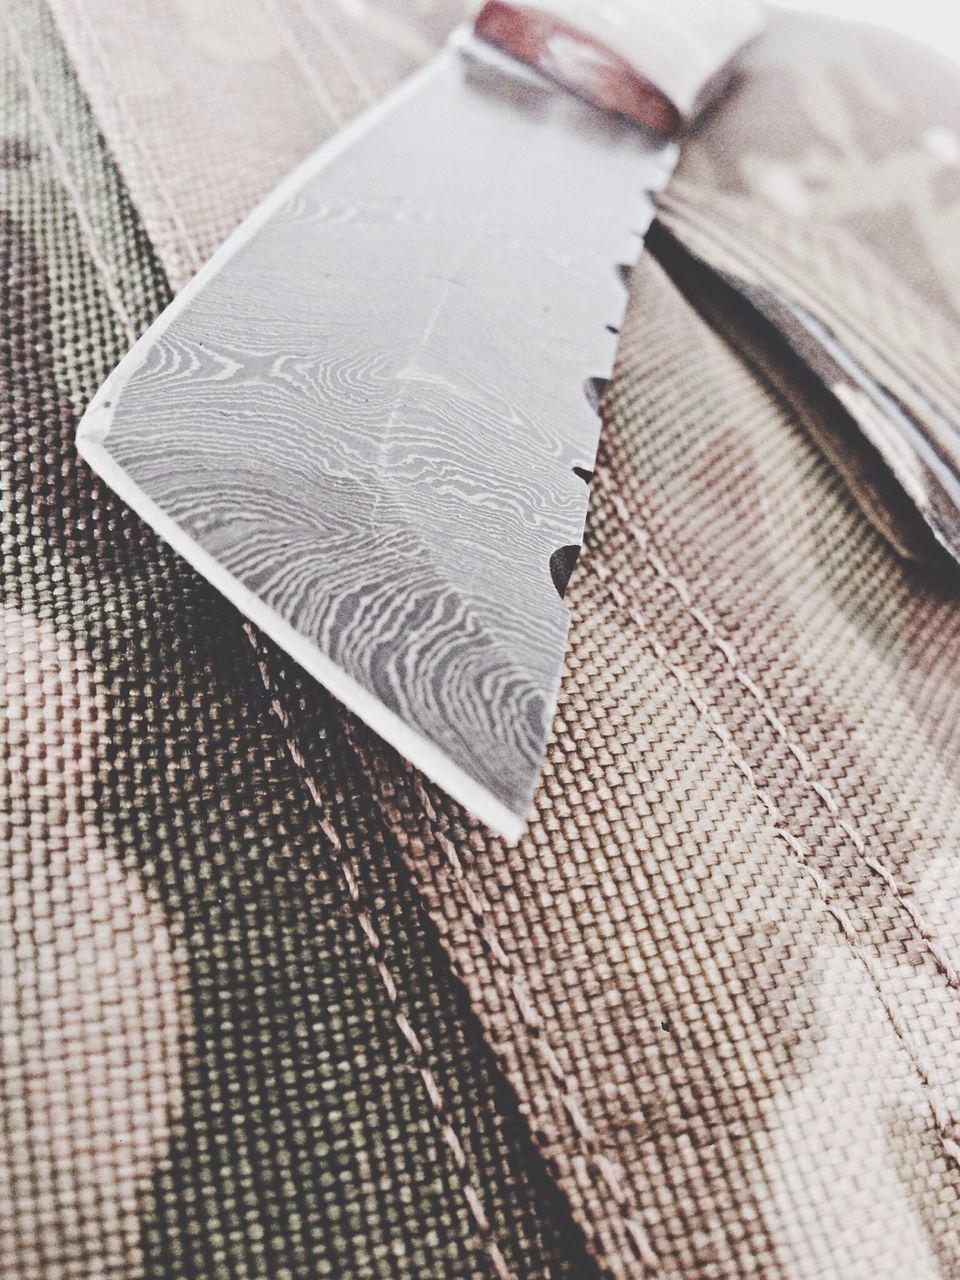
[0,3,595,1278]
[8,1,960,1278]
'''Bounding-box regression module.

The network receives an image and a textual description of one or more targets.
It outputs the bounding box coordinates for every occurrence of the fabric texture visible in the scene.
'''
[5,1,960,1278]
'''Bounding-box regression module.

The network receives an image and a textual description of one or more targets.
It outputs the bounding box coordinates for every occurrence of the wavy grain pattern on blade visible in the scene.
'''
[78,41,674,834]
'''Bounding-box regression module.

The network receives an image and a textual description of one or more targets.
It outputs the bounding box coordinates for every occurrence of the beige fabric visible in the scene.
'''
[50,3,960,1276]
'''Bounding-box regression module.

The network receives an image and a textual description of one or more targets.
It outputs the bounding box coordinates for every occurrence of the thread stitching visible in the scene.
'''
[384,766,661,1272]
[591,556,958,1161]
[243,625,515,1280]
[6,8,137,345]
[290,0,376,106]
[604,485,960,990]
[258,0,350,128]
[58,0,204,278]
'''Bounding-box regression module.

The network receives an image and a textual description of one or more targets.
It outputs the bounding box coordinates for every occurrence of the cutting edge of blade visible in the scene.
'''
[76,418,529,843]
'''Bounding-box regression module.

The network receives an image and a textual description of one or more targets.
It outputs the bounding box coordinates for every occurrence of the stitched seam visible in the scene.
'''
[384,766,662,1273]
[603,484,960,991]
[244,625,516,1280]
[290,0,376,106]
[6,7,137,345]
[591,556,959,1162]
[258,0,350,128]
[57,0,204,277]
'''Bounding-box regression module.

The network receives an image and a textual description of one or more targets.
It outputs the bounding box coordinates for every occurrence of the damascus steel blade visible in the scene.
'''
[77,36,677,839]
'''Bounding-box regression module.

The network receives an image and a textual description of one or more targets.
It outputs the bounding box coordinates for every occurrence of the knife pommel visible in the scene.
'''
[474,0,763,136]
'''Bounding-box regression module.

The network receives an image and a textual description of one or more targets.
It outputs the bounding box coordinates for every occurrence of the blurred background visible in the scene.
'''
[776,0,960,65]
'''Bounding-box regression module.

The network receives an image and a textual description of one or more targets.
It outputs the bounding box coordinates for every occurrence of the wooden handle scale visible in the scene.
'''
[474,0,764,136]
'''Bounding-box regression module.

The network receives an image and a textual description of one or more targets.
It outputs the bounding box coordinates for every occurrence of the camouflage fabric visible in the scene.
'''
[6,1,960,1278]
[657,14,960,568]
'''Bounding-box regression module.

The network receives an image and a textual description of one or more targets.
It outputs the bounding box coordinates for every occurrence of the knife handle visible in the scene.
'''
[473,0,763,136]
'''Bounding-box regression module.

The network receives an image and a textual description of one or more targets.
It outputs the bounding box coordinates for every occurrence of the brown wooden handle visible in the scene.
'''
[473,0,763,136]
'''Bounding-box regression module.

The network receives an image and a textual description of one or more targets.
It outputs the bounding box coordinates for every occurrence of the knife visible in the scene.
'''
[77,0,762,839]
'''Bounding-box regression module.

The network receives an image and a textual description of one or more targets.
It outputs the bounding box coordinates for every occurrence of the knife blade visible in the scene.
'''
[77,0,761,839]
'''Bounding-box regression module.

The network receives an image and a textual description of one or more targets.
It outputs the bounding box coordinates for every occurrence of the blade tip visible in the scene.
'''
[475,802,527,845]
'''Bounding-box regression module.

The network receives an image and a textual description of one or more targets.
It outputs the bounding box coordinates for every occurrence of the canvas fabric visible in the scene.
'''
[6,1,960,1278]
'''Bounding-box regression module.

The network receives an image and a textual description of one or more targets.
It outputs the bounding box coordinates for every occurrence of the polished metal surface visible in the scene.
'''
[77,35,676,837]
